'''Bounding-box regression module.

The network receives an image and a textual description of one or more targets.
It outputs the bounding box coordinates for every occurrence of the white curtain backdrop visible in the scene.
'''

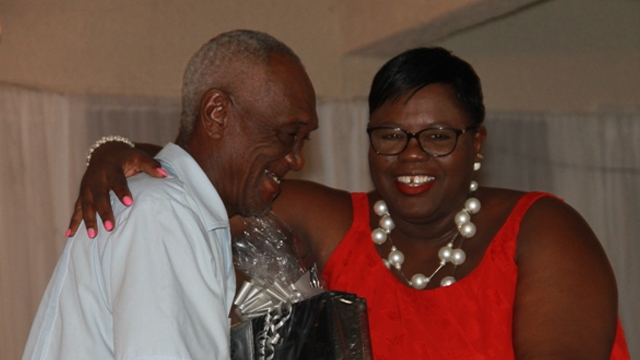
[1,84,82,360]
[1,84,638,359]
[0,84,180,360]
[289,99,372,192]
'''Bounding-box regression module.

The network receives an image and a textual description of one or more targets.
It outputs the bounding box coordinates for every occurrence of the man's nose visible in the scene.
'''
[285,150,305,171]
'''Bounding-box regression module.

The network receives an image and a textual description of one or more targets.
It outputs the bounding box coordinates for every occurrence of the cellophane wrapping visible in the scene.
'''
[232,213,324,319]
[231,213,372,360]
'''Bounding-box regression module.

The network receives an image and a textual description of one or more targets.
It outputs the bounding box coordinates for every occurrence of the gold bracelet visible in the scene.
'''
[86,135,134,166]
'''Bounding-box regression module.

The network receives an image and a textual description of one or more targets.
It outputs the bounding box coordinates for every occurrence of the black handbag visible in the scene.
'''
[230,291,372,360]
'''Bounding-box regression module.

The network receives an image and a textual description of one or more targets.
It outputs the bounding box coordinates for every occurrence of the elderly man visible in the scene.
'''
[22,30,318,360]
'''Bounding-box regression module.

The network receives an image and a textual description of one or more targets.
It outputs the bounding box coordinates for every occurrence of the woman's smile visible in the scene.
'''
[394,175,436,195]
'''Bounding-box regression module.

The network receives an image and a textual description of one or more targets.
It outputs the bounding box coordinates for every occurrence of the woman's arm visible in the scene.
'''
[67,141,165,237]
[67,140,353,270]
[67,137,355,273]
[513,197,618,359]
[272,179,353,269]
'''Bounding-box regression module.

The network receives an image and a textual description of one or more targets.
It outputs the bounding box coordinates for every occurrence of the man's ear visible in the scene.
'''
[200,89,230,140]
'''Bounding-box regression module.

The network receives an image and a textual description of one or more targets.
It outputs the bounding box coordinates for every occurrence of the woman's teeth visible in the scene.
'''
[396,175,434,186]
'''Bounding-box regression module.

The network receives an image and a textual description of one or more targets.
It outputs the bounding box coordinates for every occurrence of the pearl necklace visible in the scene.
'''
[371,181,481,289]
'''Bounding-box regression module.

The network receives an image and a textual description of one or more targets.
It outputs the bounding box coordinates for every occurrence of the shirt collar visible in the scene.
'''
[155,143,229,230]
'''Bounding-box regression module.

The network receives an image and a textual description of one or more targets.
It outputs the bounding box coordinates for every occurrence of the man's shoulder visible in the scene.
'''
[120,173,190,211]
[118,144,228,227]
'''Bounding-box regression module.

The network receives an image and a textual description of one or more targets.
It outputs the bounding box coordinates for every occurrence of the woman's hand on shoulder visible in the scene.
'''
[513,196,618,359]
[66,141,165,238]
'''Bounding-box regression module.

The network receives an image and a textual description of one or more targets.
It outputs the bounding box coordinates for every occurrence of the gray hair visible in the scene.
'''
[176,30,301,146]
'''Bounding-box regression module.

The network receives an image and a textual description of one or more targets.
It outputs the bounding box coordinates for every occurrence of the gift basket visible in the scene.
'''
[231,213,372,360]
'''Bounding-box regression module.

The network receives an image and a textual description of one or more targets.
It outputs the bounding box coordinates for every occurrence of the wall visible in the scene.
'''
[4,0,638,113]
[0,0,343,97]
[433,0,640,112]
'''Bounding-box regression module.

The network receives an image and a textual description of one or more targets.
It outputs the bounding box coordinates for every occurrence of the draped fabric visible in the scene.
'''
[0,84,638,359]
[0,84,180,360]
[1,85,82,360]
[288,98,372,192]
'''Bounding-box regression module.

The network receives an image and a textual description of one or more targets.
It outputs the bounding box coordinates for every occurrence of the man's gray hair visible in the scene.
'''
[176,30,301,146]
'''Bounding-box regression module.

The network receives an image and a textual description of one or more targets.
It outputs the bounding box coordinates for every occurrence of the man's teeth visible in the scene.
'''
[265,170,281,184]
[396,175,434,186]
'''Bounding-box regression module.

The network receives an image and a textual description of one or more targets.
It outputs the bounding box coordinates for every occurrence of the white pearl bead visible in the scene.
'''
[474,162,481,171]
[379,215,395,231]
[459,222,476,238]
[470,180,478,192]
[450,248,466,265]
[370,195,481,290]
[374,200,388,216]
[371,228,388,245]
[388,248,405,267]
[438,245,452,262]
[411,273,428,290]
[465,197,481,214]
[440,276,456,287]
[454,210,470,227]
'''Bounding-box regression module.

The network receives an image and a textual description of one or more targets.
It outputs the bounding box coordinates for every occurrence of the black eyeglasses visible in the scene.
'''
[367,124,478,157]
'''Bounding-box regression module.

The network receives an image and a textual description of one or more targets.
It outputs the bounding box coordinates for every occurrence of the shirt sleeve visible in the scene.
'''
[103,198,232,360]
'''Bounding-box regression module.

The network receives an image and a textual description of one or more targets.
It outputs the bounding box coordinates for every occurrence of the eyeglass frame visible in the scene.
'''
[366,124,479,157]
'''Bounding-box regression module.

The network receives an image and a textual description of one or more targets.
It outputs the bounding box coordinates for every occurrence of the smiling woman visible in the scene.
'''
[64,46,631,360]
[367,83,483,218]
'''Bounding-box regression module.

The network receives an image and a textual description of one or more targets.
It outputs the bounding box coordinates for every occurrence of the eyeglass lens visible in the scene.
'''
[370,128,460,156]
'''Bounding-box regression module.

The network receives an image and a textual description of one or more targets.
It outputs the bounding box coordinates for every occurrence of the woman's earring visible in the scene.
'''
[470,154,483,192]
[473,154,483,171]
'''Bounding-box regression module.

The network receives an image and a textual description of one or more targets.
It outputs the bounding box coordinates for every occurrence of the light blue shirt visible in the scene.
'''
[23,143,236,360]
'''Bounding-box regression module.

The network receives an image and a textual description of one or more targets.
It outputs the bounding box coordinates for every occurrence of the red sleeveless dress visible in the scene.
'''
[322,192,630,360]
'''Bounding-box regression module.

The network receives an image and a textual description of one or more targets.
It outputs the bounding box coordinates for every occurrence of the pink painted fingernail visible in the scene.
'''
[104,221,113,231]
[65,229,72,237]
[123,196,133,206]
[87,228,96,239]
[157,168,167,177]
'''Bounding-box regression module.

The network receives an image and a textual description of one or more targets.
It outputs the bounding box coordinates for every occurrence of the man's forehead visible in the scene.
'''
[232,52,317,127]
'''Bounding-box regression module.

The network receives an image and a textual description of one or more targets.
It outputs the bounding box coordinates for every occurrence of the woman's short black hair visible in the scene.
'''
[368,47,485,125]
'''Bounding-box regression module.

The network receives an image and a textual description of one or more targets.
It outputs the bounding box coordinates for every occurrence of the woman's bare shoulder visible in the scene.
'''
[510,190,618,358]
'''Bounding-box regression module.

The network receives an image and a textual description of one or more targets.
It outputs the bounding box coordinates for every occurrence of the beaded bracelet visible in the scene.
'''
[86,135,135,166]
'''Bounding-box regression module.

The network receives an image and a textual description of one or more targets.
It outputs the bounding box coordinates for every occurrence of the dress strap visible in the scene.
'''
[349,192,370,227]
[509,192,559,224]
[493,191,560,262]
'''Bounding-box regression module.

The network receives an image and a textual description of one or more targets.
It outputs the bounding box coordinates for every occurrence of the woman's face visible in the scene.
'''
[368,83,486,223]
